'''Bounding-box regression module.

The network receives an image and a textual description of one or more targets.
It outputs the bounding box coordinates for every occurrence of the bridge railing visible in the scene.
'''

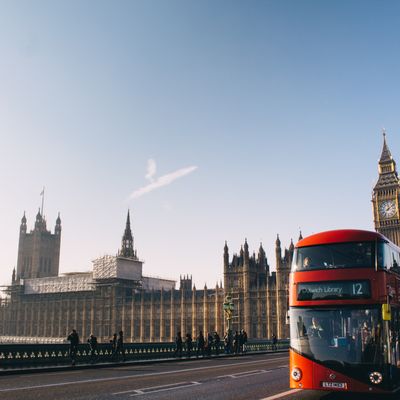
[0,339,289,370]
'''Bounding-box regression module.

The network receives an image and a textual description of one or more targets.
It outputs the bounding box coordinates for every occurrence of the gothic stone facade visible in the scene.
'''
[223,236,293,340]
[0,211,292,342]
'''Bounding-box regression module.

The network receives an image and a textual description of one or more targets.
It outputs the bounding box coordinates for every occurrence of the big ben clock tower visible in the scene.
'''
[372,131,400,245]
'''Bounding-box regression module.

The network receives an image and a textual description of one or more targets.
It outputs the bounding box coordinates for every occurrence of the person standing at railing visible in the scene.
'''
[206,332,213,357]
[224,330,232,354]
[196,331,205,358]
[233,331,240,354]
[174,331,183,358]
[272,333,277,351]
[115,330,126,361]
[185,333,193,358]
[214,332,221,355]
[67,329,79,366]
[110,333,117,359]
[242,329,248,353]
[239,330,244,353]
[87,334,98,364]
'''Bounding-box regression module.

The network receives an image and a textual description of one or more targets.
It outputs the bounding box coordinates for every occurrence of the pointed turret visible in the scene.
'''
[224,241,229,269]
[288,239,294,265]
[258,243,265,260]
[20,212,27,234]
[55,212,62,235]
[275,234,282,269]
[238,245,244,266]
[34,208,46,231]
[244,238,249,264]
[258,242,268,273]
[298,230,303,241]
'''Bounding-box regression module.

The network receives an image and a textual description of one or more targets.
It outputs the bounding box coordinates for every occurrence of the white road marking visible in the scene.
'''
[0,356,288,393]
[127,381,201,397]
[230,370,270,378]
[259,388,302,400]
[217,369,272,379]
[114,381,201,396]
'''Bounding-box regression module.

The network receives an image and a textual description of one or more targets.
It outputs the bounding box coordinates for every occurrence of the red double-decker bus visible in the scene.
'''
[289,229,400,394]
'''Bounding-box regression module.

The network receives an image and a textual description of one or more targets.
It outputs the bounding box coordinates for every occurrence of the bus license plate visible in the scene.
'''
[321,381,347,389]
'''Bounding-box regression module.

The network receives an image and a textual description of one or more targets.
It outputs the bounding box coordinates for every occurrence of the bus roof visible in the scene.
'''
[296,229,387,248]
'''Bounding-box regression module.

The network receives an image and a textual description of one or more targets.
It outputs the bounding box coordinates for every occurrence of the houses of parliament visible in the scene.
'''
[0,134,398,342]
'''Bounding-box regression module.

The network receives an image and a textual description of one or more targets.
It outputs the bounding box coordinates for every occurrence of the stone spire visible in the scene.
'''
[375,130,399,189]
[379,129,393,163]
[119,210,137,259]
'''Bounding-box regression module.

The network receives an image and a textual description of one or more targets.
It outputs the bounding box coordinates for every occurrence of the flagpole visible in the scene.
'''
[41,187,45,216]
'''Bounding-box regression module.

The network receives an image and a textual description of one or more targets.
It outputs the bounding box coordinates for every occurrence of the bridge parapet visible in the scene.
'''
[0,340,289,370]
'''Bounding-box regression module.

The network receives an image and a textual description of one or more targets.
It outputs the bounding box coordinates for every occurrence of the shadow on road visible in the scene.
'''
[291,390,399,400]
[317,392,398,400]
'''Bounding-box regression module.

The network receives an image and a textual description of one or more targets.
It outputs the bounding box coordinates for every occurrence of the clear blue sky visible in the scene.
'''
[1,0,400,288]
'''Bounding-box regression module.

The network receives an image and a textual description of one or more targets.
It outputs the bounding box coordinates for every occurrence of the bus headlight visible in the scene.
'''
[291,367,302,381]
[369,371,383,384]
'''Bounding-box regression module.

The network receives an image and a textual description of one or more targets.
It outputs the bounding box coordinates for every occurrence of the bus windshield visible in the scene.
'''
[290,307,384,369]
[292,242,375,271]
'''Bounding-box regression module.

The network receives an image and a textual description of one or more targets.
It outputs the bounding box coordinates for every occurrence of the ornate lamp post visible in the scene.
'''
[223,293,234,332]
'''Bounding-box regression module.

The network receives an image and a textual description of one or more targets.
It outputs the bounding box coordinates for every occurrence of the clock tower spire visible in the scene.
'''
[372,130,400,245]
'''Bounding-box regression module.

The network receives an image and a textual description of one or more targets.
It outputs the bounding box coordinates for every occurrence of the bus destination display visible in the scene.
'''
[297,280,370,300]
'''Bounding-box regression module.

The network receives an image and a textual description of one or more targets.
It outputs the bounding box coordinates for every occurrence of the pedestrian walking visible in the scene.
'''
[186,333,193,358]
[67,329,79,365]
[242,329,248,353]
[175,331,183,357]
[214,332,221,356]
[233,330,240,354]
[196,331,205,357]
[110,333,117,358]
[224,330,232,354]
[272,333,277,351]
[115,330,126,361]
[87,333,98,364]
[239,330,244,353]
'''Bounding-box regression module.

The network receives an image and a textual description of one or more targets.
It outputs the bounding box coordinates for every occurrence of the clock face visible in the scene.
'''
[379,200,397,218]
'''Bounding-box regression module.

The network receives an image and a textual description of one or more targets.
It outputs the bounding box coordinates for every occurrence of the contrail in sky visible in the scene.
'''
[129,161,198,200]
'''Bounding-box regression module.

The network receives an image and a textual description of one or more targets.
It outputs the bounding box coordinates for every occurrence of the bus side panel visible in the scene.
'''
[290,349,386,394]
